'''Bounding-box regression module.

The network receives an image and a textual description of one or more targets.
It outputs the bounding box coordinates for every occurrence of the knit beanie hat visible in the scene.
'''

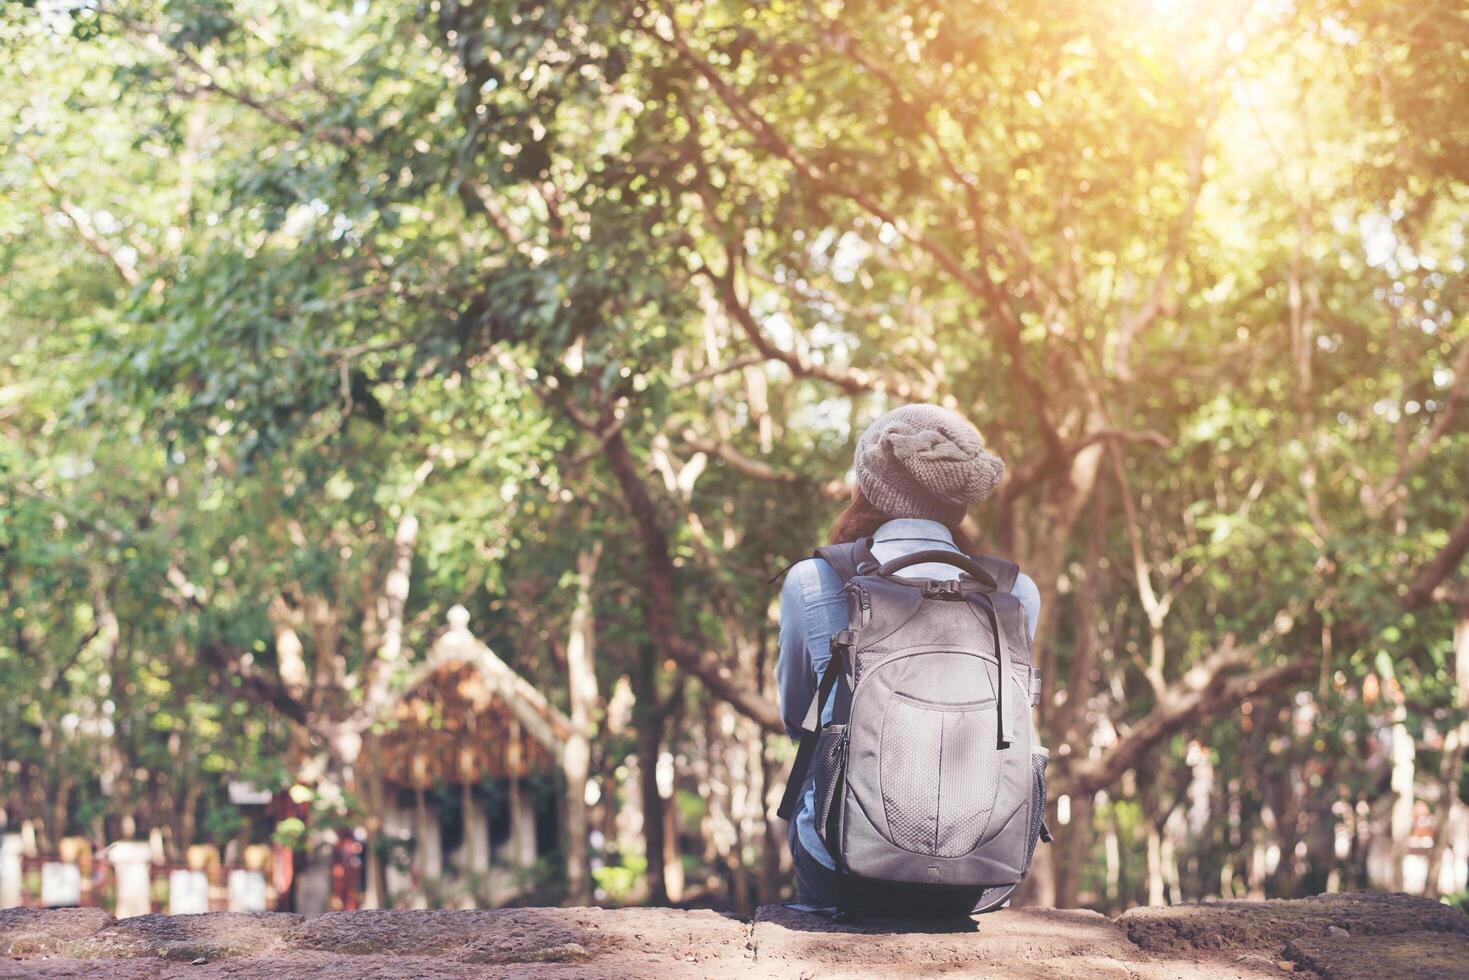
[854,405,1005,525]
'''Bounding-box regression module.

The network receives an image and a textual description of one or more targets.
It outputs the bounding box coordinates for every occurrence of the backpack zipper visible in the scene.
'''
[839,581,873,628]
[852,644,1029,706]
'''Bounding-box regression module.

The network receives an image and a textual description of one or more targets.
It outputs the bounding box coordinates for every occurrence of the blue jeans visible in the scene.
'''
[788,817,841,908]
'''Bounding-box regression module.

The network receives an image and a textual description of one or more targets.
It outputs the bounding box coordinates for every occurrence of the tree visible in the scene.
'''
[4,0,1468,911]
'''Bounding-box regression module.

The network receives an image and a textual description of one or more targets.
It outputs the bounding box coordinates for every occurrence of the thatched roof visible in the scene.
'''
[375,607,568,789]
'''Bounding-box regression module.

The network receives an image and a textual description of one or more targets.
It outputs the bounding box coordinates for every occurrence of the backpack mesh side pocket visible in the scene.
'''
[1024,748,1049,872]
[813,725,848,850]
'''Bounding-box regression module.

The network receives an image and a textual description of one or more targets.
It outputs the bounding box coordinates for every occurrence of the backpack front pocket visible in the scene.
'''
[879,694,1000,857]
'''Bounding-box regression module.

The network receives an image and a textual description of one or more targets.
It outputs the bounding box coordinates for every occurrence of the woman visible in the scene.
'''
[776,404,1041,910]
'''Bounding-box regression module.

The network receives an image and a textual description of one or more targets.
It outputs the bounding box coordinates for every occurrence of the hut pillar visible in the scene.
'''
[507,777,538,869]
[413,783,443,881]
[504,723,537,869]
[461,781,490,875]
[0,835,22,908]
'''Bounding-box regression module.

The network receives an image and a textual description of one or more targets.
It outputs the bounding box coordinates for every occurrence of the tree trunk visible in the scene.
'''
[1146,822,1166,906]
[663,798,685,903]
[359,762,390,910]
[1051,490,1106,909]
[295,839,336,917]
[759,743,784,905]
[1388,702,1416,891]
[561,543,601,906]
[177,783,202,856]
[1014,442,1107,697]
[1015,444,1106,905]
[1424,603,1469,896]
[363,841,388,911]
[48,776,73,854]
[634,644,668,905]
[1054,792,1093,907]
[1161,810,1182,904]
[1102,794,1121,908]
[602,429,781,729]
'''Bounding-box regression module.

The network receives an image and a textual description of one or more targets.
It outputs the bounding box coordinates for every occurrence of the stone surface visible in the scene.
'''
[750,903,1294,979]
[0,961,164,979]
[1119,891,1469,954]
[74,912,302,961]
[0,892,1462,978]
[1284,930,1469,980]
[286,904,747,971]
[752,904,1145,977]
[0,908,113,957]
[285,908,502,957]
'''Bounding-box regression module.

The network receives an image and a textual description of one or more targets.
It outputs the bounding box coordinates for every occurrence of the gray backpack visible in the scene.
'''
[778,539,1050,915]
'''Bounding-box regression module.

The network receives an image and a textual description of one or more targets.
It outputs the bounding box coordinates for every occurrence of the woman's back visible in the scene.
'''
[777,516,1040,900]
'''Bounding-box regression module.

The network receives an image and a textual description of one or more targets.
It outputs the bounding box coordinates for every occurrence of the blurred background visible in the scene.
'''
[1,0,1467,917]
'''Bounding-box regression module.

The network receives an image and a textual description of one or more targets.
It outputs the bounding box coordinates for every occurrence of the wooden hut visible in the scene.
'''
[375,607,571,904]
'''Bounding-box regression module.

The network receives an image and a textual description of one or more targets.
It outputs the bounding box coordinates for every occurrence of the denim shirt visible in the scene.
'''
[776,518,1041,870]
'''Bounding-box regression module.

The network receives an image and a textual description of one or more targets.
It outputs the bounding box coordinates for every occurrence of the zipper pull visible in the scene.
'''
[859,586,872,626]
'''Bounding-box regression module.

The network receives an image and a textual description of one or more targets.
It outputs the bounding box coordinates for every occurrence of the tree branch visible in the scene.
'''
[1061,602,1310,797]
[199,643,312,729]
[702,253,924,401]
[1064,655,1312,798]
[1109,441,1169,697]
[24,151,143,288]
[1071,428,1173,453]
[1369,335,1469,511]
[657,14,1066,456]
[114,14,364,148]
[602,426,784,732]
[670,354,766,390]
[678,429,848,500]
[812,19,1067,307]
[359,510,423,720]
[458,179,538,259]
[1402,506,1469,611]
[1110,105,1214,380]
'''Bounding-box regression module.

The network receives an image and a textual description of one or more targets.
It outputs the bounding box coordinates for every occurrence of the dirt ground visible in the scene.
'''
[2,891,1466,978]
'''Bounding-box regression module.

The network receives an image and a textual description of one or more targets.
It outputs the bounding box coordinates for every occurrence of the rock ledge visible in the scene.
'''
[2,892,1464,978]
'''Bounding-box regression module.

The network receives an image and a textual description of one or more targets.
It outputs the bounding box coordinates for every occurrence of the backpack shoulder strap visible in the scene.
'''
[776,642,847,821]
[973,553,1020,593]
[776,538,876,822]
[767,538,879,587]
[980,581,1040,706]
[812,537,878,585]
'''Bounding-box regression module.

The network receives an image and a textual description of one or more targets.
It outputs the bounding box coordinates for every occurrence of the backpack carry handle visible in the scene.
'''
[876,550,998,588]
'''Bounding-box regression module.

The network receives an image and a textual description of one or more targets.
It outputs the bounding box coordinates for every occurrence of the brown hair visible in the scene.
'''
[829,486,976,554]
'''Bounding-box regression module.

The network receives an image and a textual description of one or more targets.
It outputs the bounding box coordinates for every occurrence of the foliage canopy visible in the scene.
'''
[2,0,1468,909]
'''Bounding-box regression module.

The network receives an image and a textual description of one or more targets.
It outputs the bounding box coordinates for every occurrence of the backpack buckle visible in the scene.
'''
[923,580,963,600]
[830,629,857,654]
